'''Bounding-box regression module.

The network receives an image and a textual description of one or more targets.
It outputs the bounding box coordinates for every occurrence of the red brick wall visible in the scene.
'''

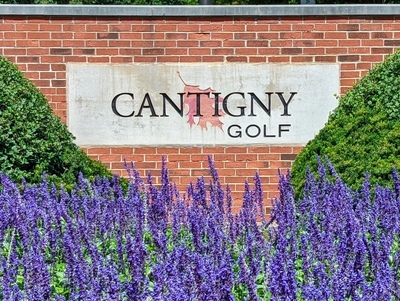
[0,13,398,211]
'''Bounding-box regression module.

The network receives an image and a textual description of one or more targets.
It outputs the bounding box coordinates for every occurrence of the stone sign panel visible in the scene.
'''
[67,63,339,146]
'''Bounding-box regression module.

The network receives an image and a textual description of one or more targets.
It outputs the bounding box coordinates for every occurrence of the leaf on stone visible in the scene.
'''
[178,72,224,130]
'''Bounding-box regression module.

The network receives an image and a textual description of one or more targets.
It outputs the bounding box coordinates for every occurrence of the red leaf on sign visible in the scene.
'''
[178,72,224,130]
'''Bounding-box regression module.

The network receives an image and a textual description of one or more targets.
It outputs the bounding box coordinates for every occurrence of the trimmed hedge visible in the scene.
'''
[291,50,400,194]
[0,56,112,187]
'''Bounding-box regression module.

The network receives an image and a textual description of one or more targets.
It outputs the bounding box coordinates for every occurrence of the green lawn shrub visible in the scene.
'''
[0,56,112,188]
[291,50,400,194]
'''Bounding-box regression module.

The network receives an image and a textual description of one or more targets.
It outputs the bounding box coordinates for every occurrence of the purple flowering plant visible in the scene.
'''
[0,156,399,300]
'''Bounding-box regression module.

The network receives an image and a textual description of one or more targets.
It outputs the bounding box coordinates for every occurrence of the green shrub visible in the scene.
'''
[0,56,112,187]
[291,50,400,194]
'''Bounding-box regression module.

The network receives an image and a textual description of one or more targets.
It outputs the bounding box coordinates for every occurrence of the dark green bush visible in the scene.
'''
[0,56,112,187]
[291,50,400,194]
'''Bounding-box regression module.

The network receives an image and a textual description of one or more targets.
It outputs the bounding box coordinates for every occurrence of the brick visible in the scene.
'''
[236,169,258,176]
[16,23,38,31]
[234,32,256,40]
[302,32,324,39]
[86,24,108,32]
[360,54,384,62]
[384,40,400,46]
[189,48,210,55]
[200,24,223,32]
[51,32,73,40]
[270,40,292,47]
[143,32,164,40]
[143,48,164,55]
[270,146,293,154]
[325,32,347,39]
[268,56,290,63]
[211,32,233,40]
[0,23,15,31]
[74,32,97,39]
[120,48,141,55]
[17,56,39,63]
[28,48,50,55]
[315,56,337,62]
[293,40,315,47]
[97,32,119,39]
[64,56,87,63]
[223,24,245,32]
[201,40,222,48]
[134,57,156,63]
[51,64,66,71]
[24,71,39,79]
[225,146,247,154]
[27,64,50,71]
[249,57,266,63]
[179,55,202,63]
[236,48,257,55]
[86,40,108,47]
[73,48,95,55]
[247,161,269,169]
[258,154,280,161]
[97,48,119,55]
[212,48,234,55]
[40,40,62,47]
[360,23,382,31]
[383,23,400,31]
[40,71,56,79]
[371,47,393,54]
[203,56,224,62]
[371,32,392,39]
[305,48,325,55]
[196,148,221,156]
[361,39,383,47]
[257,32,279,39]
[16,40,39,47]
[337,24,359,31]
[165,33,187,40]
[0,40,15,47]
[28,32,50,39]
[291,56,313,63]
[281,48,302,55]
[348,32,370,39]
[316,40,337,47]
[270,24,291,31]
[247,40,269,47]
[350,47,370,55]
[109,24,131,32]
[314,23,336,31]
[50,48,72,55]
[326,48,347,55]
[63,24,85,31]
[154,40,176,48]
[177,40,198,47]
[189,32,211,40]
[339,40,360,47]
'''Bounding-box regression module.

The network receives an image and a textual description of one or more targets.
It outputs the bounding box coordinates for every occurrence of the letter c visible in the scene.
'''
[111,93,135,117]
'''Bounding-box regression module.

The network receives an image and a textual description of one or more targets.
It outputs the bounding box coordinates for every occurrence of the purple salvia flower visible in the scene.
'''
[253,172,266,227]
[125,230,148,300]
[269,169,297,301]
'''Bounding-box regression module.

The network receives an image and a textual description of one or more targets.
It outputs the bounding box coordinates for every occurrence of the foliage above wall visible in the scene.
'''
[291,50,400,194]
[0,56,112,187]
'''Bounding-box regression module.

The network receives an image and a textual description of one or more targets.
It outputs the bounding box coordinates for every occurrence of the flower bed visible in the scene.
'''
[1,158,399,300]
